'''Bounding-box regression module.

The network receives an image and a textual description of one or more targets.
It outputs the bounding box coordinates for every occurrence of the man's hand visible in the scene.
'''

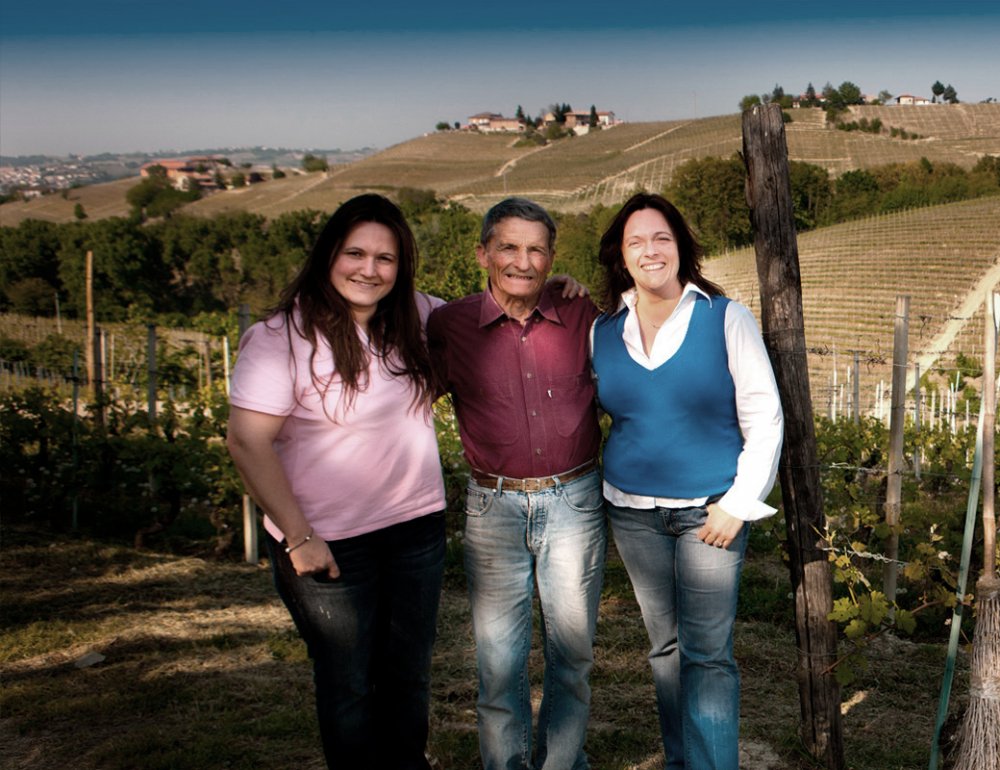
[547,273,589,299]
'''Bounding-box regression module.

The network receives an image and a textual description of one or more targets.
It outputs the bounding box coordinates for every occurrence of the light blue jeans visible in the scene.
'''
[607,501,749,770]
[464,470,607,770]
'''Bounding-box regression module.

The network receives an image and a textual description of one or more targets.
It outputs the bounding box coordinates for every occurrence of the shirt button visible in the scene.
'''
[531,410,538,417]
[535,448,542,455]
[526,372,533,379]
[521,336,527,343]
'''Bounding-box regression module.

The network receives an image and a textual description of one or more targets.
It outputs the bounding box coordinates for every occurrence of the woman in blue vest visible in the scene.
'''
[591,193,783,770]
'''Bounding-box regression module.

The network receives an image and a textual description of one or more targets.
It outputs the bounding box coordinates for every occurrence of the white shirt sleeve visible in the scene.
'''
[718,301,784,520]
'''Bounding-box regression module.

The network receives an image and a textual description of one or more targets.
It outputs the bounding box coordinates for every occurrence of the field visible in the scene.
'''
[0,531,970,770]
[3,104,999,226]
[704,195,1000,417]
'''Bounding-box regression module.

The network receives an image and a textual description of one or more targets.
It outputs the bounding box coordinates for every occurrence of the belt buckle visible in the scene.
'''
[522,477,544,493]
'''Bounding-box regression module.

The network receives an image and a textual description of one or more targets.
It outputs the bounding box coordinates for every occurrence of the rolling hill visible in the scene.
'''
[704,195,1000,418]
[3,104,999,226]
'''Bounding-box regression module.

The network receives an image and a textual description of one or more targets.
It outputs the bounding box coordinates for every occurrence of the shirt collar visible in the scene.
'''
[619,282,713,313]
[479,282,562,327]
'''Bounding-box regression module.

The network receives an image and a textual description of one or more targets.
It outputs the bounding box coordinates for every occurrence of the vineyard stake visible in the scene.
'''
[742,102,845,770]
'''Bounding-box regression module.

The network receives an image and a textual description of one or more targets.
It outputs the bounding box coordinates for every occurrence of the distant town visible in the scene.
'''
[0,147,374,199]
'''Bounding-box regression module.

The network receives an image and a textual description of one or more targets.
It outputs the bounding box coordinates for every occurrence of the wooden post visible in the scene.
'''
[85,250,95,387]
[237,304,258,565]
[884,295,910,618]
[203,339,213,389]
[742,103,845,770]
[147,325,157,422]
[92,324,104,426]
[983,292,998,582]
[914,363,922,481]
[852,351,860,425]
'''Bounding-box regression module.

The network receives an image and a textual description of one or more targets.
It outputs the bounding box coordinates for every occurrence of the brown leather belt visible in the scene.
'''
[470,459,598,493]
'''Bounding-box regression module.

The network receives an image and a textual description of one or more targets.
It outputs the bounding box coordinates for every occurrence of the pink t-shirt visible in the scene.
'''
[230,292,446,541]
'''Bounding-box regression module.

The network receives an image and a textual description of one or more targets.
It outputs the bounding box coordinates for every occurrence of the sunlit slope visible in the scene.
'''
[704,195,1000,414]
[3,104,998,224]
[0,177,135,227]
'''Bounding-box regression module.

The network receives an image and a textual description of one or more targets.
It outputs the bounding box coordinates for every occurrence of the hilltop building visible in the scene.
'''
[139,156,230,191]
[467,113,526,133]
[896,94,932,106]
[542,110,619,134]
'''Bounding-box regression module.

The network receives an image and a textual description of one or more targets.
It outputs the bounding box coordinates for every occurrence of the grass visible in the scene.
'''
[0,525,972,770]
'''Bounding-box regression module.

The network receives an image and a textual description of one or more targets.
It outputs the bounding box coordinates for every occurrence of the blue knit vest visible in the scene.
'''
[592,295,742,498]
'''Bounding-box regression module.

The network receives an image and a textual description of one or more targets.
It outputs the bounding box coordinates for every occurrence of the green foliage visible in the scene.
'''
[810,415,981,683]
[739,94,762,111]
[0,335,31,362]
[665,155,752,252]
[126,170,201,220]
[1,385,242,550]
[300,153,328,173]
[271,164,286,179]
[29,334,82,376]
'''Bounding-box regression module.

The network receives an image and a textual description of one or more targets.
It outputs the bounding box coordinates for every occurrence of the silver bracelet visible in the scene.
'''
[285,529,314,554]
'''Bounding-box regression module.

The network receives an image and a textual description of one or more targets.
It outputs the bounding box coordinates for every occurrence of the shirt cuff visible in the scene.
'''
[717,490,777,521]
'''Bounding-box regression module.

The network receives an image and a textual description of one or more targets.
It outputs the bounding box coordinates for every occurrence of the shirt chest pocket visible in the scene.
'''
[543,373,596,437]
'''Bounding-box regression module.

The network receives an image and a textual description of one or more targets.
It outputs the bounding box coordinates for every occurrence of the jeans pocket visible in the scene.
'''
[560,475,604,514]
[465,486,495,518]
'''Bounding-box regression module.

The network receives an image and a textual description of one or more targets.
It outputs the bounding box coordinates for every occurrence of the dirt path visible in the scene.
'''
[911,255,1000,389]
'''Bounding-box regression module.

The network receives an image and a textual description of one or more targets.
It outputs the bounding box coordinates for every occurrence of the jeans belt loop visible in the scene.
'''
[494,476,505,495]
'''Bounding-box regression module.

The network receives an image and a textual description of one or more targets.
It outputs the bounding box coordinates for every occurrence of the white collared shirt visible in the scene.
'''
[590,284,783,521]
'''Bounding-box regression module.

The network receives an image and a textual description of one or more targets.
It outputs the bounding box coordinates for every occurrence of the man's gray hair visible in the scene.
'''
[480,197,557,252]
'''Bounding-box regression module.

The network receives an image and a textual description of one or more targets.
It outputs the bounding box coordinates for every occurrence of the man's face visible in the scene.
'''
[476,217,554,313]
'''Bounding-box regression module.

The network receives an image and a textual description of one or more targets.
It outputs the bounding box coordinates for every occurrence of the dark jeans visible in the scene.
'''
[267,511,446,770]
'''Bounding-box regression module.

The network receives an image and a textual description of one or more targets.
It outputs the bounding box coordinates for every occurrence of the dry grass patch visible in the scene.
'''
[0,532,971,770]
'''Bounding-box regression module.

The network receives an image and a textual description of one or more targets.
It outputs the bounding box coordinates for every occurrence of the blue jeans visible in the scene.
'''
[464,470,607,770]
[606,501,749,770]
[267,512,446,770]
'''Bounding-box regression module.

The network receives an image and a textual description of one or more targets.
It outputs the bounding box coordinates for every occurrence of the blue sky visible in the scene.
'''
[2,1,998,157]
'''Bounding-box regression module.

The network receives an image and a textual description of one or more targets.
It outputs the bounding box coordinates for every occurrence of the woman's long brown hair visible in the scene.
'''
[598,192,725,312]
[270,194,435,415]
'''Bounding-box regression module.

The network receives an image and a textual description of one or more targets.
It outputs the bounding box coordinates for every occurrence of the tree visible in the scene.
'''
[877,90,894,105]
[73,203,88,221]
[838,82,863,106]
[589,105,599,129]
[271,164,286,179]
[740,94,762,112]
[931,80,945,102]
[804,82,818,107]
[435,121,451,131]
[230,172,246,188]
[549,103,572,123]
[301,153,329,173]
[666,154,752,253]
[515,105,525,121]
[942,84,959,103]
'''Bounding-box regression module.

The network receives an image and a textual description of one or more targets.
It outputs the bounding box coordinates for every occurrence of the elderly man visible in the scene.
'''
[427,198,605,770]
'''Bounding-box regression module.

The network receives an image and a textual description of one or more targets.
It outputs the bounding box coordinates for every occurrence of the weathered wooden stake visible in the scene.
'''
[147,325,158,422]
[742,103,845,769]
[884,295,910,617]
[85,250,95,387]
[237,303,258,565]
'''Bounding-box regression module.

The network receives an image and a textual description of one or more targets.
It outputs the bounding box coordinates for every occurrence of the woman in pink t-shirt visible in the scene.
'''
[228,194,446,770]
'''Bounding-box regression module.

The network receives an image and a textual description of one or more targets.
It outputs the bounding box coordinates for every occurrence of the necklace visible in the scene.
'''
[636,297,674,329]
[639,311,664,329]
